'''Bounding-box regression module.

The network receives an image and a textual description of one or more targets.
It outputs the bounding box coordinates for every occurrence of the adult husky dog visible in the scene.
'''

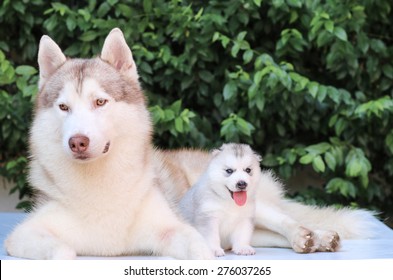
[4,28,213,260]
[5,28,376,259]
[179,143,261,257]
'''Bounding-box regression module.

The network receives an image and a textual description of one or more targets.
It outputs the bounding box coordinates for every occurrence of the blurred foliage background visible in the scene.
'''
[0,0,392,226]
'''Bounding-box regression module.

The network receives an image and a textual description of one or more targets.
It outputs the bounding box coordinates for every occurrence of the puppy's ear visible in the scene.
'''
[38,35,67,90]
[101,28,138,80]
[211,147,223,157]
[254,152,262,162]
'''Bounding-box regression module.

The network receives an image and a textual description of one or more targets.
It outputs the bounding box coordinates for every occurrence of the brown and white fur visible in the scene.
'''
[4,28,377,259]
[4,28,213,260]
[179,143,262,257]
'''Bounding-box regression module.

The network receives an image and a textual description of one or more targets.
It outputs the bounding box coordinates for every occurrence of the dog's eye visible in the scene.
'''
[96,98,108,107]
[59,104,69,112]
[245,168,252,174]
[225,168,234,175]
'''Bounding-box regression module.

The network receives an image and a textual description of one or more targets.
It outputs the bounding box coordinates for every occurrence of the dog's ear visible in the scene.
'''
[211,147,223,157]
[254,152,262,162]
[38,35,67,90]
[101,28,138,80]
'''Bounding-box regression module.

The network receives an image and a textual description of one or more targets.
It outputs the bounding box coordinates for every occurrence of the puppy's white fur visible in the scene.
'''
[180,143,261,256]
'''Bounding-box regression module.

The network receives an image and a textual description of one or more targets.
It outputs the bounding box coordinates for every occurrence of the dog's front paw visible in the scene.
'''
[213,247,226,257]
[315,230,341,252]
[51,245,77,259]
[232,245,256,256]
[291,226,317,253]
[187,242,215,259]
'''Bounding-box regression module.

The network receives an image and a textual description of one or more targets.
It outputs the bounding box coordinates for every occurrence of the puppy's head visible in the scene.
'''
[208,143,262,206]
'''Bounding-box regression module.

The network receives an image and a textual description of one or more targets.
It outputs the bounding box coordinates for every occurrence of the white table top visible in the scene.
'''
[1,212,393,260]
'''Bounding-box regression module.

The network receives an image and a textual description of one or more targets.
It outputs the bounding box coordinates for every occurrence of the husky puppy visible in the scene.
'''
[180,143,261,257]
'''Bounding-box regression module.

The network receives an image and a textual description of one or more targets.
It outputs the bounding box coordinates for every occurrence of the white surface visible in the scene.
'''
[1,212,393,260]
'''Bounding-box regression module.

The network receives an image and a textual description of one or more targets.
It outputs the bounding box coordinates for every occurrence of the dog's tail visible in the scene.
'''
[257,170,381,239]
[281,201,379,239]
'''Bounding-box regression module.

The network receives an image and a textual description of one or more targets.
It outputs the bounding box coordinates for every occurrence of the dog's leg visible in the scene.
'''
[254,203,318,253]
[5,219,76,259]
[251,228,291,247]
[131,189,214,260]
[154,222,215,259]
[231,218,256,255]
[196,217,225,257]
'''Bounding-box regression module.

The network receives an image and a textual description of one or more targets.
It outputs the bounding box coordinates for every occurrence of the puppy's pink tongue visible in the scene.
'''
[233,191,247,206]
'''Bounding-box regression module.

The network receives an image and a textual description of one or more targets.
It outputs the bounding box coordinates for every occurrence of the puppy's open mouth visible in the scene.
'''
[226,186,247,207]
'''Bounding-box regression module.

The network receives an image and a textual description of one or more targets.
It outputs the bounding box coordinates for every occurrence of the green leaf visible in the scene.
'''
[170,100,182,114]
[236,117,254,136]
[164,109,175,121]
[326,178,356,198]
[334,27,348,41]
[12,1,26,14]
[237,31,247,41]
[334,118,348,136]
[324,20,334,33]
[299,153,314,164]
[66,17,77,31]
[231,42,240,57]
[305,142,331,155]
[345,160,362,177]
[324,152,336,171]
[385,130,393,155]
[357,32,369,54]
[175,117,184,133]
[312,155,325,173]
[253,0,262,7]
[330,146,344,166]
[79,31,99,42]
[97,2,111,17]
[360,174,369,188]
[223,81,237,100]
[287,0,302,8]
[262,154,279,167]
[212,32,220,42]
[307,81,319,98]
[243,49,254,64]
[382,64,393,79]
[143,0,152,13]
[15,65,37,76]
[276,123,285,136]
[199,70,214,83]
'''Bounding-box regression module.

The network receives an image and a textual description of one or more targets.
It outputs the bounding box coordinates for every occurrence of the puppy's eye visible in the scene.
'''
[245,168,252,174]
[96,98,108,107]
[225,168,234,175]
[59,104,69,112]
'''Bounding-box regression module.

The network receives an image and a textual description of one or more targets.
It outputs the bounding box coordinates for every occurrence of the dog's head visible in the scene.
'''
[33,29,151,162]
[208,143,262,206]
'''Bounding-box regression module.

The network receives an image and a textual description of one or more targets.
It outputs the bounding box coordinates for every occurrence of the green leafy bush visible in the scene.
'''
[0,0,392,224]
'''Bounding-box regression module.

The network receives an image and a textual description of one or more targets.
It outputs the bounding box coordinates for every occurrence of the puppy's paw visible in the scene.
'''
[232,245,256,256]
[315,230,341,252]
[291,226,317,253]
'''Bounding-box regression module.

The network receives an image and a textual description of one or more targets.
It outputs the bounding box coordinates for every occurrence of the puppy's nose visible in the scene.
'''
[236,180,247,190]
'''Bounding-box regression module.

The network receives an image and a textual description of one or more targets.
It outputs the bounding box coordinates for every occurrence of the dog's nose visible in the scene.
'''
[69,135,90,153]
[236,180,247,190]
